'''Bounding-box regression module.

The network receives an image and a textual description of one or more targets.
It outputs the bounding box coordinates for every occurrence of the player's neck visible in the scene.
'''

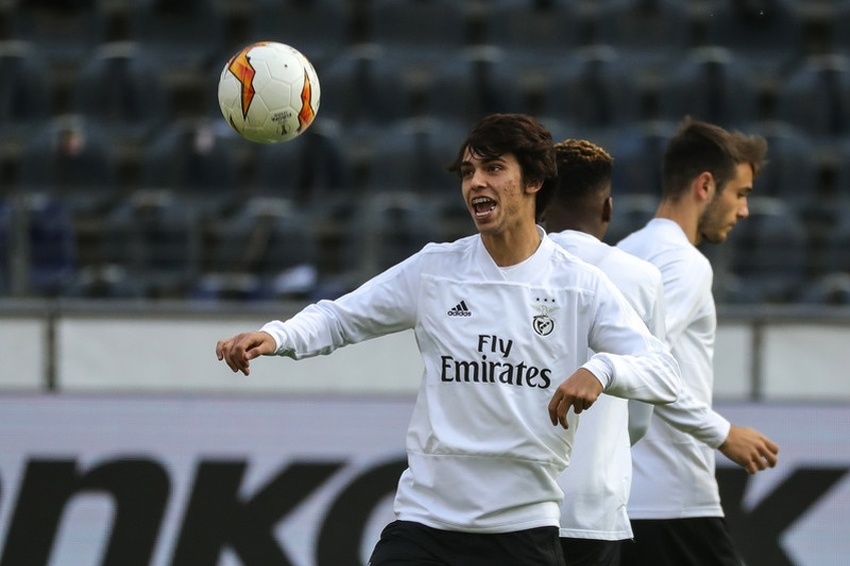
[655,201,700,245]
[481,223,542,267]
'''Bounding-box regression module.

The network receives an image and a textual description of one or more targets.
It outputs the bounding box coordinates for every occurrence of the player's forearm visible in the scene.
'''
[651,390,731,448]
[584,345,681,404]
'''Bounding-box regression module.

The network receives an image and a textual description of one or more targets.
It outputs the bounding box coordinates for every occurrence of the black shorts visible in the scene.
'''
[560,537,623,566]
[620,517,744,566]
[368,520,566,566]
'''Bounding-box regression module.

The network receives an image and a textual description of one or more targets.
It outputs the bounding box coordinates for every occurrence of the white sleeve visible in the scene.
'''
[582,276,681,405]
[260,256,420,359]
[649,386,731,448]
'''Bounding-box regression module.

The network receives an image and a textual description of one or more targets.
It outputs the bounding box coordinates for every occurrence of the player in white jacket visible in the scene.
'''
[217,114,681,566]
[618,117,779,566]
[545,139,667,566]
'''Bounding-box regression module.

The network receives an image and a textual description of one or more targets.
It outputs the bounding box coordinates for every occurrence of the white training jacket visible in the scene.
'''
[618,218,731,519]
[549,230,667,541]
[261,228,680,533]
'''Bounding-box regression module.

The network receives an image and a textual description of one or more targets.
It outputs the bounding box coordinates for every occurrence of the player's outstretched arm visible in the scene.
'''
[718,425,780,474]
[548,368,604,429]
[216,331,277,376]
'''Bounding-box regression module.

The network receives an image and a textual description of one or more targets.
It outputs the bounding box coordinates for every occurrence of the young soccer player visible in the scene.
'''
[618,117,780,566]
[216,114,681,566]
[545,138,667,565]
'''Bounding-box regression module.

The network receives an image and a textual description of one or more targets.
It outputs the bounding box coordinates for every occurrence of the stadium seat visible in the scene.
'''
[364,116,466,202]
[69,41,172,146]
[656,46,762,129]
[0,40,54,144]
[249,0,352,68]
[193,196,319,301]
[702,0,806,79]
[749,120,820,205]
[16,194,79,297]
[810,202,850,277]
[251,118,354,208]
[774,54,850,146]
[423,46,530,124]
[127,0,226,74]
[365,0,471,69]
[314,44,418,135]
[592,0,693,71]
[17,114,120,216]
[336,191,443,291]
[481,0,584,66]
[725,196,810,303]
[7,0,108,65]
[832,1,850,56]
[539,45,643,134]
[608,119,678,197]
[85,190,202,299]
[139,117,242,217]
[835,140,850,202]
[798,272,850,305]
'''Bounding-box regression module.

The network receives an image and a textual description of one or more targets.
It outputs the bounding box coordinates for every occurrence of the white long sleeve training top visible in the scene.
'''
[261,229,680,533]
[618,219,731,519]
[549,229,669,541]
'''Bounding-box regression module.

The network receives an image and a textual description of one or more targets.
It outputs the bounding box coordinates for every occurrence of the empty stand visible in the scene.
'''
[0,40,54,144]
[725,196,810,302]
[17,114,120,215]
[127,0,227,74]
[539,45,643,134]
[138,117,242,216]
[364,116,466,202]
[249,0,352,68]
[774,53,850,146]
[702,0,806,79]
[69,41,172,146]
[89,190,202,299]
[481,0,584,65]
[365,0,472,69]
[608,120,678,197]
[656,46,762,128]
[592,0,693,70]
[7,0,108,65]
[194,196,319,301]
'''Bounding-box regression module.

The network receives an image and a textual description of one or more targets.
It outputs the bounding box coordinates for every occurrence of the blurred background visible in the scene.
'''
[1,1,849,565]
[0,0,849,305]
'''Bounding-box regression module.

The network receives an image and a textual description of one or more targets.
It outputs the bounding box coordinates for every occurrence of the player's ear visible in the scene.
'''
[695,171,715,202]
[525,178,544,194]
[602,196,613,223]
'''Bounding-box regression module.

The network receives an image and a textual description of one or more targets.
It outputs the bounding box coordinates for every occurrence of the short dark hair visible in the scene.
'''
[552,139,613,206]
[661,116,768,199]
[448,113,557,219]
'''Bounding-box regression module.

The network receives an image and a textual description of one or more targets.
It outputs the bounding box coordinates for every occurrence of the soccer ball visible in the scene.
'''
[217,41,321,143]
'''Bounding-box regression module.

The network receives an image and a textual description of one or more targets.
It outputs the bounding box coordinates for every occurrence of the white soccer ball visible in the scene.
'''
[217,41,321,143]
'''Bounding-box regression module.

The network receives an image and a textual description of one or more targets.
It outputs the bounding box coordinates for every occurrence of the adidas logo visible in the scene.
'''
[447,300,472,317]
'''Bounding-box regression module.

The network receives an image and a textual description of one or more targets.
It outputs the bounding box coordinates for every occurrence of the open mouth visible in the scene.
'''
[471,197,497,217]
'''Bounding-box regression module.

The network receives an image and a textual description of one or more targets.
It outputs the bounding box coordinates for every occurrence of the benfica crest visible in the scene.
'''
[532,297,558,337]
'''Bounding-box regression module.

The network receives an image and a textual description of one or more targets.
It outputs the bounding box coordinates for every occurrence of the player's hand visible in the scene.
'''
[718,425,780,474]
[216,331,277,376]
[548,368,603,429]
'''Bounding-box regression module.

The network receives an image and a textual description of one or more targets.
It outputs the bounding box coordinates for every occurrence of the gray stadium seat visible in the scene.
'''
[775,54,850,145]
[656,46,762,129]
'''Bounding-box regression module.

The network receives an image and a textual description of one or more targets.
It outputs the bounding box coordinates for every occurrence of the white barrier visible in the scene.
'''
[3,306,850,399]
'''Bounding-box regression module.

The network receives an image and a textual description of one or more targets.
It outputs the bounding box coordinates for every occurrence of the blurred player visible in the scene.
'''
[217,113,681,566]
[544,138,666,565]
[618,117,780,566]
